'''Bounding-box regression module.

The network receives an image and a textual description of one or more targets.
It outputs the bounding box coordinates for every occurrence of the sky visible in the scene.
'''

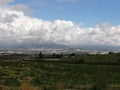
[11,0,120,27]
[0,0,120,48]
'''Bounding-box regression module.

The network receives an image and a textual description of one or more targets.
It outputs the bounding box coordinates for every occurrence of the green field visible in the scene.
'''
[0,53,120,90]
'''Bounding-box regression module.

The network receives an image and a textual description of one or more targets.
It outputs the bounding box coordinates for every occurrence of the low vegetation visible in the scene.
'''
[0,53,120,90]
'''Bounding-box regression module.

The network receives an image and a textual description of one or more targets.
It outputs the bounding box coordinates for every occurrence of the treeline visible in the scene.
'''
[31,52,120,65]
[37,52,64,59]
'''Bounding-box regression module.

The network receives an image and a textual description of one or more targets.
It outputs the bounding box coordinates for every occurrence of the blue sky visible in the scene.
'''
[10,0,120,27]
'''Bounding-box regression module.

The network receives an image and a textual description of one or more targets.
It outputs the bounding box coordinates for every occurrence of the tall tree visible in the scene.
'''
[39,52,43,59]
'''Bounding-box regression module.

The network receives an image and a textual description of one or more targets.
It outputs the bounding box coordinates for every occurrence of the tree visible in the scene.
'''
[70,53,76,57]
[52,53,56,58]
[76,59,85,64]
[39,52,43,59]
[60,52,63,58]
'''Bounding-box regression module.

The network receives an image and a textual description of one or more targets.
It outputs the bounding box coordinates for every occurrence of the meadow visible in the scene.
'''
[0,53,120,90]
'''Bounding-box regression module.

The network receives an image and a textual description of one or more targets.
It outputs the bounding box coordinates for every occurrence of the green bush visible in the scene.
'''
[31,76,45,87]
[3,77,21,87]
[76,59,85,64]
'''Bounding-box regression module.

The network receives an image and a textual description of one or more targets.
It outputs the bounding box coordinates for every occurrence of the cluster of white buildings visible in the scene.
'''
[0,48,112,55]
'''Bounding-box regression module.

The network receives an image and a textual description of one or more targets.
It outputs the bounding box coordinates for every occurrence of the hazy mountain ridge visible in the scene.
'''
[0,43,120,51]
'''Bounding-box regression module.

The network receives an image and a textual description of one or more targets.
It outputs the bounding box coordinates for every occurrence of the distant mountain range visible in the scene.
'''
[0,43,69,49]
[71,45,120,51]
[0,43,120,51]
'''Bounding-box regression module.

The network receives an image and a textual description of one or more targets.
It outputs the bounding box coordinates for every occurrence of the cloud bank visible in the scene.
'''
[0,7,120,47]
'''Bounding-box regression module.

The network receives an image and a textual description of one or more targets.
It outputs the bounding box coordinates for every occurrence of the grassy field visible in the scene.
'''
[0,53,120,90]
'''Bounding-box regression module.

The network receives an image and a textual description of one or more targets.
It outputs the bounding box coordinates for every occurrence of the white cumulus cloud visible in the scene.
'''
[0,8,120,47]
[0,0,31,14]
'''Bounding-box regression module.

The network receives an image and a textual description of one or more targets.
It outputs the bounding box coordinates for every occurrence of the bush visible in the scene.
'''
[76,59,85,64]
[31,76,45,87]
[3,77,21,87]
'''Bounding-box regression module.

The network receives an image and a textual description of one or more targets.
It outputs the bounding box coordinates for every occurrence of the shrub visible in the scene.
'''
[76,59,85,64]
[3,77,21,87]
[31,76,45,87]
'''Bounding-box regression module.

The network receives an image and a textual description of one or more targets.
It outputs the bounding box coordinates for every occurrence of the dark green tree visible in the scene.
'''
[76,59,85,64]
[39,52,43,59]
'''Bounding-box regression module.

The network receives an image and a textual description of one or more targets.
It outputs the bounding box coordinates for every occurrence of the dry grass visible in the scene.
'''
[56,82,65,90]
[106,84,120,90]
[21,81,40,90]
[74,84,92,90]
[0,85,8,90]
